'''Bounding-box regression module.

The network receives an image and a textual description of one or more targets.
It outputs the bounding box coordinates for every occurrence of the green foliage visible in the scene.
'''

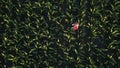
[0,0,120,68]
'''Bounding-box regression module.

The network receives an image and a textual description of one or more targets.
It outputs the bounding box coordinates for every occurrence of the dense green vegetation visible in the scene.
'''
[0,0,120,68]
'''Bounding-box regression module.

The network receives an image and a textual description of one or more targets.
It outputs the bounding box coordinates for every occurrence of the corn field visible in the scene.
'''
[0,0,120,68]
